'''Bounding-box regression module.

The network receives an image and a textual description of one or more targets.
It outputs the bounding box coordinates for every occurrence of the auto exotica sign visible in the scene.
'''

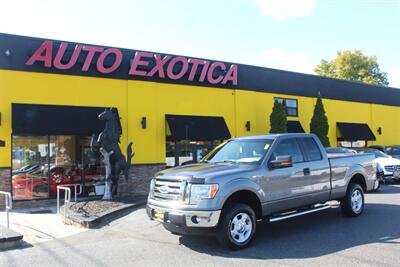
[26,40,238,85]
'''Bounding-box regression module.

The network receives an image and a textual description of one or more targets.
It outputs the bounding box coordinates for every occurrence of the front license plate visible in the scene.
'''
[153,210,164,222]
[393,171,400,178]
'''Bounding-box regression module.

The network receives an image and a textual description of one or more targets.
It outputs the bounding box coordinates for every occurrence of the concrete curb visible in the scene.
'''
[0,228,23,250]
[61,197,147,229]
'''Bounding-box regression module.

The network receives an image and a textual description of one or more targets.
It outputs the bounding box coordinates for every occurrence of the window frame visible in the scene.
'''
[274,97,299,117]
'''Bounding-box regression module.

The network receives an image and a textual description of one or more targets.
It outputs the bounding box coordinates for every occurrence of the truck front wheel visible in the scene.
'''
[216,203,256,250]
[341,183,365,217]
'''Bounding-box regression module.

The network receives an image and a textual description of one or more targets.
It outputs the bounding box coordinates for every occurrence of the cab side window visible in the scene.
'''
[271,139,304,163]
[301,138,322,161]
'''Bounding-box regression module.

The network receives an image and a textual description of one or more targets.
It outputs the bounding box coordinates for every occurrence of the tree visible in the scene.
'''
[270,100,287,133]
[314,50,388,86]
[310,93,330,147]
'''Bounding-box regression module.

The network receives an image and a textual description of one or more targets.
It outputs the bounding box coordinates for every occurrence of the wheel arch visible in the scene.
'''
[220,187,263,219]
[348,173,367,192]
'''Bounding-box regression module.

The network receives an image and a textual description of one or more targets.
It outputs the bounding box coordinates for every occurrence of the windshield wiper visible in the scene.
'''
[213,160,238,163]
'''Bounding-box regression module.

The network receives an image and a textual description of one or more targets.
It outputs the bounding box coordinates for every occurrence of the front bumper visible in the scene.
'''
[383,174,400,181]
[146,203,221,228]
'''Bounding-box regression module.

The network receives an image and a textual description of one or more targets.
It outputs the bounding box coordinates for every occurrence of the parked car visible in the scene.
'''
[369,145,400,159]
[12,164,40,175]
[147,133,376,249]
[357,148,400,183]
[325,147,357,157]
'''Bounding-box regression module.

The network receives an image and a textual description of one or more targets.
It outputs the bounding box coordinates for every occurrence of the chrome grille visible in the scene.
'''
[153,177,186,201]
[384,165,400,173]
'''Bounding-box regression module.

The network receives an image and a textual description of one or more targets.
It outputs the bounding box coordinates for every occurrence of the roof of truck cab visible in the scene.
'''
[232,133,314,140]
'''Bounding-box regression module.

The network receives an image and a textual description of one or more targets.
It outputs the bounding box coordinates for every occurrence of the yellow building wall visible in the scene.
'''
[371,104,400,145]
[234,90,314,137]
[127,81,235,164]
[0,70,128,167]
[1,69,400,167]
[323,99,373,146]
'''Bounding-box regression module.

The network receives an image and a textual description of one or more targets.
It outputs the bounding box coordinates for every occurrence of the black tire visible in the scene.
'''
[341,183,364,217]
[371,179,381,192]
[216,203,256,250]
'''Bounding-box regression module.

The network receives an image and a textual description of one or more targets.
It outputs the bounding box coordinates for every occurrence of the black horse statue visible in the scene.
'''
[92,108,134,199]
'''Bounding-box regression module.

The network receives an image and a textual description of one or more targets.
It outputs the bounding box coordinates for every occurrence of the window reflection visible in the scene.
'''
[12,136,50,200]
[12,135,105,200]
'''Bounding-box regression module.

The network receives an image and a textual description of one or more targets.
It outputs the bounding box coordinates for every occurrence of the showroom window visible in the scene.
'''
[166,140,219,167]
[165,114,230,167]
[11,135,105,200]
[274,98,298,117]
[12,136,51,200]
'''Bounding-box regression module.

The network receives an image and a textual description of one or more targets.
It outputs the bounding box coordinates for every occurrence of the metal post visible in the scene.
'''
[72,184,82,202]
[57,188,59,214]
[6,195,9,228]
[0,191,12,229]
[56,186,71,224]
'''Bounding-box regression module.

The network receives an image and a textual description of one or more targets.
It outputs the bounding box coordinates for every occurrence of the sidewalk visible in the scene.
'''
[0,206,87,245]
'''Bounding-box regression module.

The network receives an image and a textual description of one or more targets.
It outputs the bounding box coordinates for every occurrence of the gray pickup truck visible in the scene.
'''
[147,133,377,249]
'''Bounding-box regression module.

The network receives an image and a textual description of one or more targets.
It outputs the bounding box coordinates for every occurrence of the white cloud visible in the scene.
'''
[257,48,315,74]
[254,0,316,21]
[388,68,400,88]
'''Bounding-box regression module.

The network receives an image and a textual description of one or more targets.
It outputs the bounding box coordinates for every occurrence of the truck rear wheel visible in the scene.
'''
[341,183,364,217]
[216,203,256,250]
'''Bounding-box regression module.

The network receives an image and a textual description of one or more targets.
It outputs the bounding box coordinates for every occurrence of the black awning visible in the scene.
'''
[12,103,108,136]
[337,122,376,141]
[166,114,231,141]
[0,140,5,147]
[287,121,305,133]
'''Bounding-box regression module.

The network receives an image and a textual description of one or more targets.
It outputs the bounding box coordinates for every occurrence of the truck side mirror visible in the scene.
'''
[268,155,293,169]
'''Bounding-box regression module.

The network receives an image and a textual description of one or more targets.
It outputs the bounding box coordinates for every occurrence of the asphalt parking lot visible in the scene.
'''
[1,184,400,267]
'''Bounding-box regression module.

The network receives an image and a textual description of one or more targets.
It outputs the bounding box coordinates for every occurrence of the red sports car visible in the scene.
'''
[12,165,103,199]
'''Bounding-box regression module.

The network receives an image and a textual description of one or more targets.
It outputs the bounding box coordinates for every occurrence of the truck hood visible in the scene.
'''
[157,163,258,181]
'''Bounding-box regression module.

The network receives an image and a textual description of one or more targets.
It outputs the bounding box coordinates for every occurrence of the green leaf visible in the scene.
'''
[314,50,388,86]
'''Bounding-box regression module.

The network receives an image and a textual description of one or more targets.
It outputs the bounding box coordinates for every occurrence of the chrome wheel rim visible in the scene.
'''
[351,189,363,213]
[230,212,252,243]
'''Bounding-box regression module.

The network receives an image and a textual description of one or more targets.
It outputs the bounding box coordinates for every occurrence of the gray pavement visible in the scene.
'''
[1,184,400,267]
[0,206,87,244]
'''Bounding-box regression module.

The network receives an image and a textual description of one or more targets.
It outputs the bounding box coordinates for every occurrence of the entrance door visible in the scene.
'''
[81,146,105,197]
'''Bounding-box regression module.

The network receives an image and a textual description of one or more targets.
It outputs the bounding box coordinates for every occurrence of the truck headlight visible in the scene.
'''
[149,178,155,198]
[189,184,218,205]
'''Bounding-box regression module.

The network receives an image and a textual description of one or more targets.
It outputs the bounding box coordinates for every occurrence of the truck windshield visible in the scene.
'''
[203,139,274,164]
[387,146,400,156]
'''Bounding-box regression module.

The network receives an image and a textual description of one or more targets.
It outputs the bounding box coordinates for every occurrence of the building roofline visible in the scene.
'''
[1,32,399,107]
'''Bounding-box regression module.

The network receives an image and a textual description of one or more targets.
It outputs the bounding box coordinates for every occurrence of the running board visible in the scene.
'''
[269,205,331,222]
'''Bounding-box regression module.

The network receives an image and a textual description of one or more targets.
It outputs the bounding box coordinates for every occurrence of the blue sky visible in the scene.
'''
[0,0,399,87]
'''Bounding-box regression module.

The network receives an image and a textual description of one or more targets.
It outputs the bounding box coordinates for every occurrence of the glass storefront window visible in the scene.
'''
[12,135,105,200]
[338,140,366,148]
[12,136,50,200]
[166,140,219,167]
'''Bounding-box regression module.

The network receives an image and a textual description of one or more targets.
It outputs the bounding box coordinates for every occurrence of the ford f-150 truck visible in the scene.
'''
[147,133,377,249]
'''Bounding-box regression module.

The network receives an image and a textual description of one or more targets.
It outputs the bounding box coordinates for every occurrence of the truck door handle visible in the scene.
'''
[303,168,311,175]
